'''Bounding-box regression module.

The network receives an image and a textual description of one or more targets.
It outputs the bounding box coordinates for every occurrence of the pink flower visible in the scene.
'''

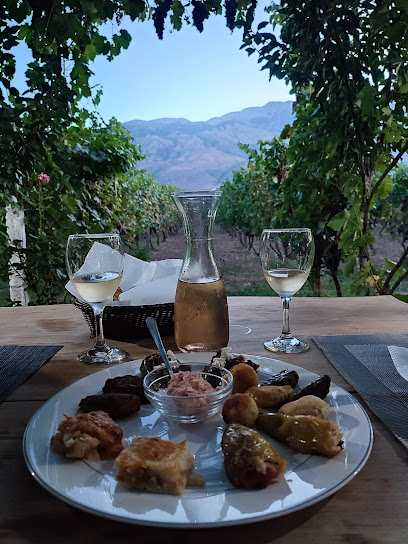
[38,173,50,184]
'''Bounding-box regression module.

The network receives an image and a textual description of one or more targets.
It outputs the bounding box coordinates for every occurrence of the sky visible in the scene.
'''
[12,3,293,124]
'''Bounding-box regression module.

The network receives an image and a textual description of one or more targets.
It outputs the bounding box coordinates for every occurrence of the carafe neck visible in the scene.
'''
[172,191,222,282]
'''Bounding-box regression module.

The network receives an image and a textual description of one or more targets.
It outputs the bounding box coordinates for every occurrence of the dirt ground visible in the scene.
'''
[149,224,264,292]
[149,224,405,294]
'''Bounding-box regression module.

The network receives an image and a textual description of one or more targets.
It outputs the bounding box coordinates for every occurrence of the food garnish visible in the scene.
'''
[211,347,259,371]
[140,350,183,377]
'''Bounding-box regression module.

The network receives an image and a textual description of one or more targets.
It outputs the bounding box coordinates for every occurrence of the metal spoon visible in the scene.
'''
[145,316,174,377]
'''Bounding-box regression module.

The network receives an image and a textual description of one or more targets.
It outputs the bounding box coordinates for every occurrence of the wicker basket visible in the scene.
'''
[74,299,174,342]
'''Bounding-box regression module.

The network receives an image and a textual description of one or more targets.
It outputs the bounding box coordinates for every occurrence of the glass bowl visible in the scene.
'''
[143,362,233,424]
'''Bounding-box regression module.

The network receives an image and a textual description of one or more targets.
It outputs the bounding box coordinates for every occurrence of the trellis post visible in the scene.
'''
[5,198,29,306]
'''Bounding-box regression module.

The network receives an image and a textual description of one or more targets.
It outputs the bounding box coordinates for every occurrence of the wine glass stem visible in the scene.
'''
[93,305,108,349]
[281,297,293,338]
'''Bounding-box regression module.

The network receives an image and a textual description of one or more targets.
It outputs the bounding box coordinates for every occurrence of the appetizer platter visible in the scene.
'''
[23,352,373,528]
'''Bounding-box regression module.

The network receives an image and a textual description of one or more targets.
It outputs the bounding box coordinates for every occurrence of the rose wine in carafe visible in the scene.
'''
[175,277,229,351]
[172,191,229,352]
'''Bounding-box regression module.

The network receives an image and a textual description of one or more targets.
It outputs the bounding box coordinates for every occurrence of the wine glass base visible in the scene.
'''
[264,336,309,354]
[77,346,129,365]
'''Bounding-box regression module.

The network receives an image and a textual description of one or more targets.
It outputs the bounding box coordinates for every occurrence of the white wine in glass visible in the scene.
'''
[260,228,315,353]
[66,233,128,364]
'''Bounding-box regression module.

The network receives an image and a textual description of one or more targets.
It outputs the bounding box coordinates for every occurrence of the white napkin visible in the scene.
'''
[118,257,182,306]
[65,244,182,306]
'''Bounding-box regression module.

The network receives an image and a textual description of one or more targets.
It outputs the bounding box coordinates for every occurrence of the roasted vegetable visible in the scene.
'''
[79,393,141,419]
[256,413,343,458]
[203,366,223,388]
[261,369,299,388]
[222,423,287,489]
[139,352,164,377]
[290,374,331,402]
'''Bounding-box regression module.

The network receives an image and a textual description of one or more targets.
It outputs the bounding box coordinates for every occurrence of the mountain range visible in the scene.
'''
[123,101,294,191]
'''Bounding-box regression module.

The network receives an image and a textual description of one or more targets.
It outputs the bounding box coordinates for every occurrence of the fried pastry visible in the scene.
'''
[222,393,259,427]
[50,410,124,461]
[230,363,259,394]
[114,437,194,495]
[246,384,294,408]
[79,393,141,419]
[222,423,287,489]
[256,413,343,458]
[279,395,330,420]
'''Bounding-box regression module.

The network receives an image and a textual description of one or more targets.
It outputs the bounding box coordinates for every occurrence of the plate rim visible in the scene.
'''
[22,353,373,528]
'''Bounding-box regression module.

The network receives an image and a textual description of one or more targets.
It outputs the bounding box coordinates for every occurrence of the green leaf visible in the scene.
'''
[328,210,350,231]
[344,256,357,277]
[354,233,376,247]
[384,259,397,269]
[356,86,376,116]
[171,1,184,31]
[84,44,97,61]
[324,133,340,155]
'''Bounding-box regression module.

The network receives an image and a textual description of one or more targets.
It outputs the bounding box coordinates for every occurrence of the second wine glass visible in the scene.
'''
[66,233,128,364]
[260,228,315,353]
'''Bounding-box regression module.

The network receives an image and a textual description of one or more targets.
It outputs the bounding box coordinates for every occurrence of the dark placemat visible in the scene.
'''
[0,345,63,403]
[313,334,408,448]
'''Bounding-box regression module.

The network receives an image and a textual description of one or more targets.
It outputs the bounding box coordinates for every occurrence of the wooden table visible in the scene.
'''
[1,296,408,543]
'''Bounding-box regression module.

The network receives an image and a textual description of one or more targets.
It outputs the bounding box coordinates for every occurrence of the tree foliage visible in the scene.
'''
[0,116,179,305]
[0,1,187,305]
[3,0,408,302]
[235,0,408,295]
[217,138,287,239]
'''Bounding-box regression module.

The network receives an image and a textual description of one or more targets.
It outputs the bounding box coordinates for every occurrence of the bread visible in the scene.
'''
[50,410,124,461]
[114,437,194,495]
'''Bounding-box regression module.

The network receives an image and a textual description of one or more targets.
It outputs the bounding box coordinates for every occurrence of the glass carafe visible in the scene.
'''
[172,191,229,352]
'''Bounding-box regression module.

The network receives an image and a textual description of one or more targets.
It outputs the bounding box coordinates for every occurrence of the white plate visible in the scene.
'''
[23,353,372,528]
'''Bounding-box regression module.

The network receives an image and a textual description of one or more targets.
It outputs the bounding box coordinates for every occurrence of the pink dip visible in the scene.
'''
[167,371,214,397]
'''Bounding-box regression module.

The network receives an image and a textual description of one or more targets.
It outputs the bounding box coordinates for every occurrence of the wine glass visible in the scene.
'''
[259,228,315,353]
[66,233,128,364]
